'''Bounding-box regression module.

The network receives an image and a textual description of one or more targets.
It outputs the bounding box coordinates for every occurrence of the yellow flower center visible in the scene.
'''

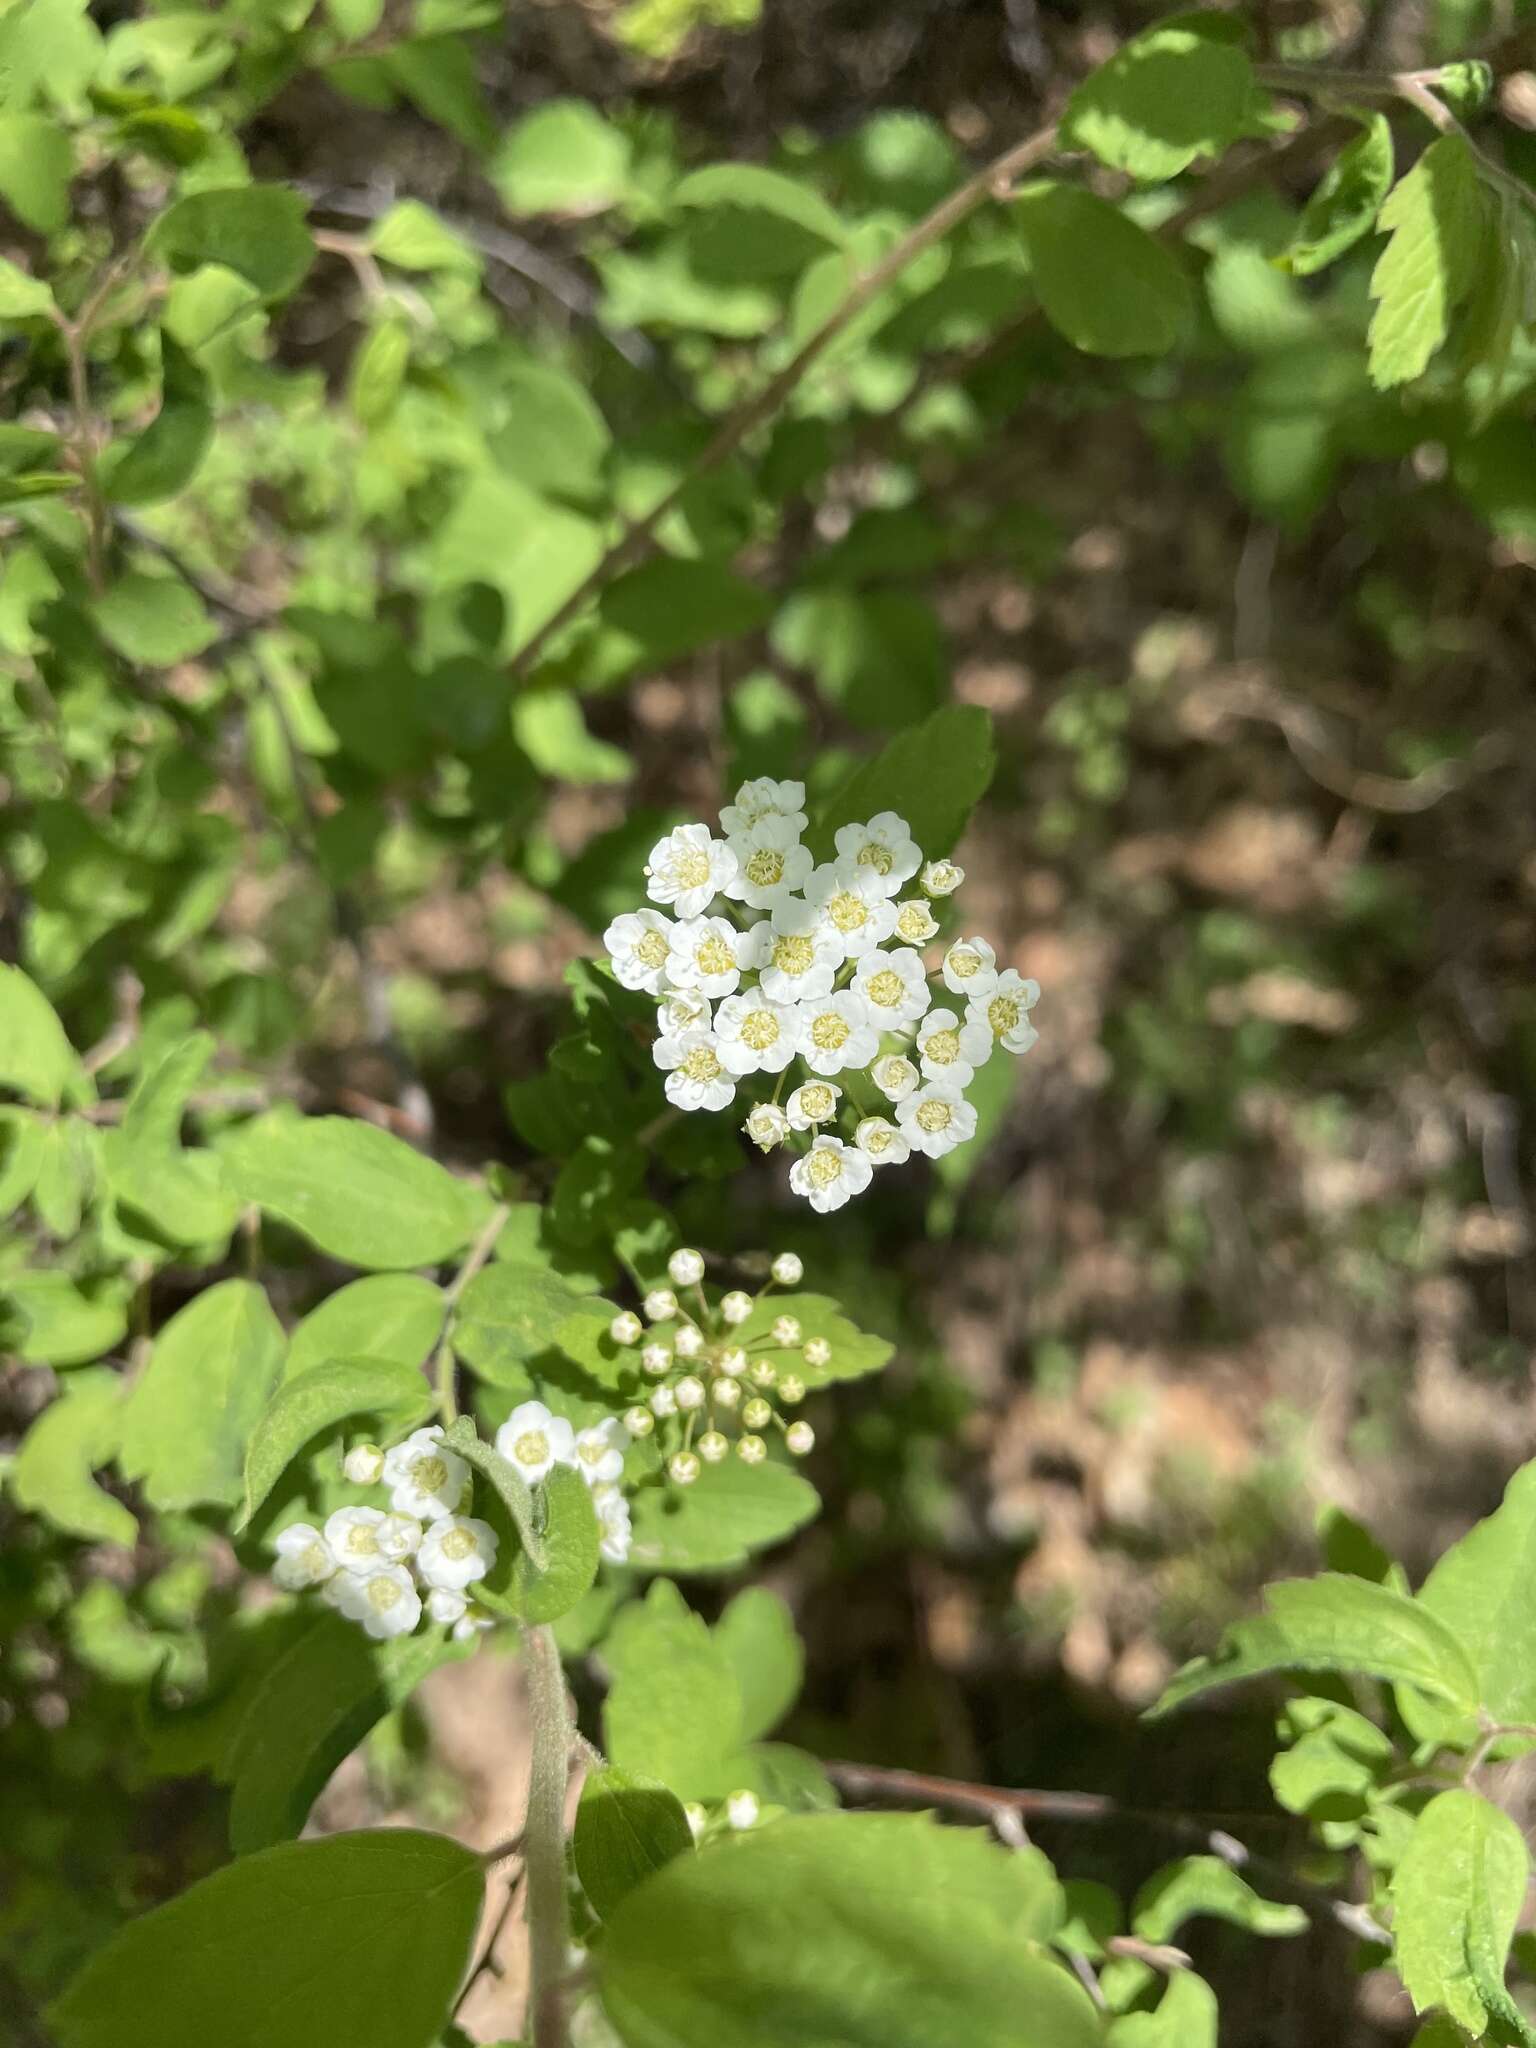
[412,1455,447,1496]
[673,850,711,889]
[579,1439,604,1465]
[345,1523,378,1556]
[682,1045,723,1082]
[741,1009,780,1051]
[896,906,932,941]
[917,1100,953,1133]
[810,1012,850,1052]
[772,934,815,975]
[857,842,894,874]
[925,1029,960,1065]
[877,1058,913,1091]
[807,1148,844,1188]
[865,968,904,1009]
[746,848,785,887]
[636,930,669,968]
[987,995,1021,1035]
[440,1526,476,1560]
[367,1575,403,1611]
[864,1125,894,1155]
[827,891,867,933]
[798,1084,834,1119]
[514,1430,550,1466]
[696,935,736,977]
[301,1542,328,1576]
[948,947,981,980]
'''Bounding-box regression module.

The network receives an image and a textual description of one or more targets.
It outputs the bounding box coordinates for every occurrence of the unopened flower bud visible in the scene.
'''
[750,1361,778,1388]
[675,1375,706,1411]
[669,1451,701,1486]
[922,858,964,896]
[802,1337,831,1369]
[894,898,940,944]
[343,1444,384,1485]
[717,1345,748,1377]
[743,1397,772,1429]
[610,1311,643,1347]
[778,1374,805,1405]
[650,1385,677,1418]
[771,1252,803,1286]
[641,1343,672,1376]
[698,1430,729,1464]
[771,1315,801,1347]
[668,1248,705,1287]
[624,1405,654,1437]
[712,1376,742,1409]
[674,1324,704,1359]
[737,1433,767,1465]
[643,1288,678,1323]
[786,1421,815,1457]
[745,1103,790,1152]
[726,1789,761,1830]
[684,1802,708,1839]
[720,1290,753,1326]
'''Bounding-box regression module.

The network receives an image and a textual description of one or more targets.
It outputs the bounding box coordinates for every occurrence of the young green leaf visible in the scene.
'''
[712,1587,803,1742]
[0,1106,44,1219]
[808,704,995,864]
[1283,113,1394,277]
[0,255,56,318]
[453,1260,610,1385]
[148,184,315,298]
[628,1459,819,1573]
[11,1368,137,1546]
[104,1030,240,1245]
[102,333,213,505]
[1017,183,1192,357]
[1415,1457,1536,1730]
[48,1828,482,2048]
[504,1461,600,1621]
[285,1273,446,1381]
[494,99,630,216]
[0,112,73,232]
[349,316,412,424]
[5,1270,128,1366]
[1061,24,1255,184]
[1131,1857,1306,1943]
[729,1293,892,1389]
[1108,1969,1220,2047]
[575,1767,695,1920]
[93,570,217,665]
[443,1414,546,1570]
[0,963,88,1108]
[603,1580,746,1799]
[1367,136,1488,389]
[1392,1789,1529,2038]
[239,1357,436,1529]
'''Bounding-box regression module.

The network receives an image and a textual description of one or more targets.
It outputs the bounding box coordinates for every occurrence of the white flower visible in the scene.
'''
[333,1562,422,1640]
[771,1251,803,1285]
[377,1512,422,1561]
[915,1006,993,1087]
[668,1247,705,1287]
[892,897,940,945]
[418,1514,498,1591]
[325,1505,389,1573]
[870,1052,919,1102]
[666,916,746,999]
[643,1287,678,1323]
[968,969,1041,1055]
[804,863,899,961]
[726,1789,761,1830]
[714,989,802,1076]
[428,1587,468,1627]
[624,1405,654,1436]
[271,1522,336,1591]
[789,1135,875,1213]
[669,1451,701,1486]
[738,1433,767,1464]
[786,1079,841,1128]
[796,991,879,1077]
[654,1025,737,1113]
[650,1384,677,1418]
[723,814,814,910]
[641,1342,672,1376]
[851,947,932,1028]
[658,988,711,1036]
[698,1429,729,1464]
[786,1421,815,1457]
[941,935,998,999]
[855,1115,911,1166]
[744,1102,790,1152]
[644,823,737,918]
[833,812,921,897]
[743,907,841,1004]
[603,909,676,994]
[720,1291,753,1325]
[610,1310,643,1346]
[382,1427,467,1522]
[896,1083,979,1159]
[342,1443,384,1486]
[771,1315,802,1347]
[594,1484,632,1565]
[674,1323,704,1359]
[720,777,807,838]
[495,1400,577,1484]
[675,1375,706,1411]
[922,858,964,896]
[573,1418,628,1487]
[452,1609,493,1643]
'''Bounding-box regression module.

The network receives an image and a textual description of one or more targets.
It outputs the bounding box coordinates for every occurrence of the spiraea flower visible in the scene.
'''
[744,1102,790,1151]
[272,1522,336,1590]
[644,823,737,917]
[602,909,676,994]
[417,1516,498,1592]
[896,1083,979,1159]
[330,1563,422,1640]
[495,1401,576,1484]
[342,1444,384,1486]
[573,1418,628,1487]
[788,1135,874,1213]
[654,1023,736,1113]
[593,1484,632,1565]
[325,1505,389,1572]
[382,1427,467,1521]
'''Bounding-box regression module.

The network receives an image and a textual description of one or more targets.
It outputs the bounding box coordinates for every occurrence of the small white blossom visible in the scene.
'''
[720,777,807,838]
[452,1608,493,1643]
[418,1514,498,1591]
[804,863,899,962]
[714,989,802,1076]
[342,1444,384,1486]
[727,1789,762,1830]
[796,991,879,1077]
[610,1310,643,1346]
[698,1429,730,1464]
[666,915,746,999]
[594,1484,632,1565]
[377,1513,422,1562]
[723,814,813,910]
[743,907,841,1004]
[669,1450,701,1486]
[654,1025,737,1113]
[641,1342,672,1376]
[896,1083,979,1159]
[650,1385,678,1418]
[603,908,676,994]
[658,988,711,1035]
[941,935,999,999]
[332,1563,422,1640]
[743,1396,773,1429]
[892,897,940,945]
[644,822,737,918]
[624,1405,655,1437]
[786,1421,816,1457]
[870,1052,920,1103]
[771,1251,803,1285]
[855,1115,911,1166]
[780,1373,807,1402]
[325,1505,388,1573]
[851,946,932,1028]
[744,1102,790,1152]
[272,1522,336,1591]
[495,1400,577,1484]
[675,1375,706,1411]
[789,1134,874,1213]
[922,858,964,896]
[737,1434,767,1464]
[382,1427,467,1522]
[786,1079,841,1129]
[771,1315,802,1347]
[720,1291,753,1326]
[712,1376,742,1409]
[643,1288,679,1323]
[801,1338,831,1370]
[674,1323,704,1359]
[668,1247,706,1287]
[833,812,921,896]
[428,1587,468,1627]
[968,969,1041,1054]
[574,1418,628,1487]
[915,1006,993,1087]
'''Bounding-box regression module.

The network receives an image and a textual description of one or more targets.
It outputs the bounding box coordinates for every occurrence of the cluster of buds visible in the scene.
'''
[603,782,1040,1211]
[610,1246,823,1487]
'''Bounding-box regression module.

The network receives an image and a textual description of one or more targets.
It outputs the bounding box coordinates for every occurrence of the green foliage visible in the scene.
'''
[575,1767,695,1919]
[1061,21,1257,184]
[240,1358,436,1528]
[1416,1460,1536,1729]
[1392,1792,1529,2038]
[1284,114,1395,276]
[1017,185,1193,356]
[1367,135,1489,387]
[628,1459,819,1572]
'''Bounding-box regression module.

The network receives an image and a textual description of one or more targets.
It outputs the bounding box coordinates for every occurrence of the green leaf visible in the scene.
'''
[0,112,72,231]
[1016,183,1192,357]
[350,315,412,424]
[5,1270,128,1366]
[769,589,943,732]
[595,559,774,681]
[11,1368,137,1546]
[628,1459,819,1574]
[713,1587,803,1741]
[0,1106,44,1219]
[1150,1573,1480,1717]
[93,570,217,666]
[219,1112,492,1269]
[0,469,75,504]
[105,1030,239,1245]
[729,1293,892,1390]
[1367,135,1488,389]
[102,333,213,505]
[443,1414,546,1571]
[603,1580,745,1800]
[672,163,847,248]
[494,99,630,216]
[598,1813,1093,2048]
[1131,1857,1306,1943]
[48,1828,482,2048]
[575,1767,695,1920]
[148,184,315,298]
[1108,1970,1219,2047]
[1061,25,1255,184]
[221,1615,463,1852]
[1392,1789,1529,2037]
[286,1274,446,1381]
[506,1461,600,1621]
[454,1260,610,1386]
[240,1357,436,1529]
[809,704,996,864]
[1416,1457,1536,1730]
[511,693,631,786]
[369,198,475,271]
[1283,113,1394,276]
[0,963,87,1107]
[0,254,55,317]
[118,1279,286,1510]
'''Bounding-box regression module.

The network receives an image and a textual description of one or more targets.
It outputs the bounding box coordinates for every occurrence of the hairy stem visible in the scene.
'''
[522,1623,573,2048]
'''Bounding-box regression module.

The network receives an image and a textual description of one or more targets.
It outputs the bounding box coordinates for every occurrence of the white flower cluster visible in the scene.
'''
[603,784,1039,1210]
[268,1408,633,1636]
[612,1245,822,1488]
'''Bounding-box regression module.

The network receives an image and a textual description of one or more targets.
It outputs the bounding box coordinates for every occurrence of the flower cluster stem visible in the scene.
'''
[522,1622,573,2048]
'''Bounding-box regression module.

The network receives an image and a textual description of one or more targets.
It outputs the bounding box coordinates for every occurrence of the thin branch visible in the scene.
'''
[431,1199,512,1425]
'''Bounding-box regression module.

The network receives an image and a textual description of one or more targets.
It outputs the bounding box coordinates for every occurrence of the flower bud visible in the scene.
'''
[674,1324,704,1359]
[343,1444,384,1485]
[786,1421,815,1457]
[745,1103,790,1152]
[894,898,940,944]
[778,1374,805,1405]
[720,1290,753,1325]
[711,1376,742,1410]
[698,1430,729,1464]
[750,1361,778,1388]
[922,858,964,896]
[737,1433,767,1465]
[428,1587,468,1626]
[624,1405,654,1437]
[684,1802,708,1839]
[717,1345,748,1377]
[668,1248,705,1287]
[669,1451,701,1486]
[643,1288,678,1323]
[743,1397,772,1430]
[771,1315,801,1347]
[610,1311,643,1347]
[649,1385,677,1418]
[771,1252,803,1285]
[802,1337,831,1370]
[675,1375,706,1411]
[641,1343,672,1376]
[726,1790,761,1830]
